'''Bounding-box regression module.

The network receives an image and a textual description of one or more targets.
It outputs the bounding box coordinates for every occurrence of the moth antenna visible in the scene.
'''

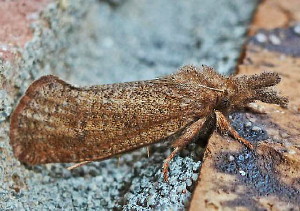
[238,72,281,89]
[255,88,288,108]
[198,84,224,92]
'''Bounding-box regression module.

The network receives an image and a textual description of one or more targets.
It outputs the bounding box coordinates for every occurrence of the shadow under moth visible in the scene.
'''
[9,65,288,181]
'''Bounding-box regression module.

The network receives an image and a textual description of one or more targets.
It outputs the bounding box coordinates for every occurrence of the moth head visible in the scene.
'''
[226,72,288,111]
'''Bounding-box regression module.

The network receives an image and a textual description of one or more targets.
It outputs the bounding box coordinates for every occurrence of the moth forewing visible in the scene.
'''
[9,68,216,166]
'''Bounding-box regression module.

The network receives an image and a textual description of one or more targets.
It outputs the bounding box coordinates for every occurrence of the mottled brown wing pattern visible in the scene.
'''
[10,67,219,165]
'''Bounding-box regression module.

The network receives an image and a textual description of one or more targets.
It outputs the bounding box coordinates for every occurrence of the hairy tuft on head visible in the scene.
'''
[233,72,288,109]
[255,88,288,108]
[238,72,281,89]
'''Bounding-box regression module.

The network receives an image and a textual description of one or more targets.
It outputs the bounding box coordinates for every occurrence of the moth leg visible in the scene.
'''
[162,147,180,181]
[67,161,92,170]
[163,118,206,181]
[117,156,121,167]
[215,111,254,150]
[146,147,150,158]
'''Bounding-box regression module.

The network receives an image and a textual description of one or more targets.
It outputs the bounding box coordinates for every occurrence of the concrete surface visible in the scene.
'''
[0,0,257,210]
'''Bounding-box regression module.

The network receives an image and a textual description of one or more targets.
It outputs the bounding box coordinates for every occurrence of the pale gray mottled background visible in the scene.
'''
[0,0,257,210]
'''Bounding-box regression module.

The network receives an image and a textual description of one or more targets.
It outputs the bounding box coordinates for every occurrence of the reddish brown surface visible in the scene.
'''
[0,0,52,60]
[249,0,300,35]
[190,0,300,210]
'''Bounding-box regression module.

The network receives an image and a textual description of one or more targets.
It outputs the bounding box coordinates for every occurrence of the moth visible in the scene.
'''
[9,65,288,181]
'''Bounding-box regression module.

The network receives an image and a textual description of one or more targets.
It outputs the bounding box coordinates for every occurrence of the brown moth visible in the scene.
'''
[9,65,288,181]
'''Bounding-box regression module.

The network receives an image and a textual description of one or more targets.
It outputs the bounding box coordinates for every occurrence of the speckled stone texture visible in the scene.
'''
[0,0,257,210]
